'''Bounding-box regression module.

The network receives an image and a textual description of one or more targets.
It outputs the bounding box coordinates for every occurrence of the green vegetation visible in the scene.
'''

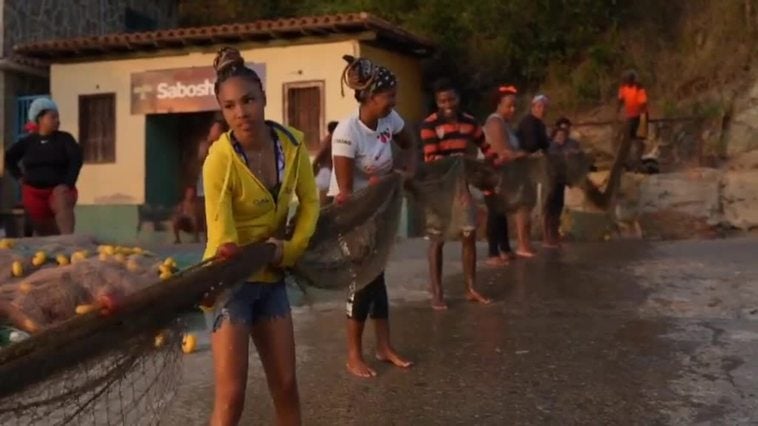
[179,0,757,116]
[179,0,631,111]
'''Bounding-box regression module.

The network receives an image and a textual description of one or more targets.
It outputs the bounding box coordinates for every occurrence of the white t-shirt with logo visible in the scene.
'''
[327,110,405,197]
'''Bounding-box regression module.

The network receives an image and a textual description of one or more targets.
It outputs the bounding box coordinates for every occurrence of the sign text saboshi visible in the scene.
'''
[130,63,266,114]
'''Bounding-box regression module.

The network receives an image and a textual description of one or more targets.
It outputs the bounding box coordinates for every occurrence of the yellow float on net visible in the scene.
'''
[75,304,98,315]
[100,245,116,256]
[71,251,89,264]
[11,261,24,277]
[32,251,47,266]
[56,254,70,266]
[181,333,197,354]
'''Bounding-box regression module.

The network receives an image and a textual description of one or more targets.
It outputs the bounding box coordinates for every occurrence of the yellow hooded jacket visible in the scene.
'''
[202,121,319,283]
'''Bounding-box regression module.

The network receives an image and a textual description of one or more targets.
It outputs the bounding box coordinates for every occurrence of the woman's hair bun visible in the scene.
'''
[342,55,375,89]
[342,55,357,64]
[214,47,245,75]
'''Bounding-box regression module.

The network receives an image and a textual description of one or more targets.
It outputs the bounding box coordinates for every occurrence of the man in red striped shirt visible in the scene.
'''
[420,79,493,310]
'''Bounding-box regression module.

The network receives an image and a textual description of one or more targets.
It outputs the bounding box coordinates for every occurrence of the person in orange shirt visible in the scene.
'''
[617,70,648,169]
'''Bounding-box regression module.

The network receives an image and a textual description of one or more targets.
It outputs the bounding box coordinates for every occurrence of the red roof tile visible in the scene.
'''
[14,12,434,60]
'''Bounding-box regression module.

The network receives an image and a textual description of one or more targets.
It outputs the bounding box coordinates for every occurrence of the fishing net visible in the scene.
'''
[407,144,621,235]
[1,334,182,425]
[546,151,594,187]
[292,172,404,291]
[481,156,548,214]
[0,236,274,425]
[404,156,477,240]
[407,156,549,231]
[0,126,633,423]
[577,124,635,209]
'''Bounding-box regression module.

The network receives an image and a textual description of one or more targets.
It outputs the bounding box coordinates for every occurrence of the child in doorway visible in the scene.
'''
[172,186,203,244]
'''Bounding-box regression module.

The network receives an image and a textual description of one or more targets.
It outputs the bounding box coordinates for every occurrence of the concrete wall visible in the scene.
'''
[0,70,48,210]
[358,43,426,125]
[50,39,366,205]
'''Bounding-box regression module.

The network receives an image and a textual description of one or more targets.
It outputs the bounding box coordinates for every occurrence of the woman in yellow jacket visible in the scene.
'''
[203,47,318,426]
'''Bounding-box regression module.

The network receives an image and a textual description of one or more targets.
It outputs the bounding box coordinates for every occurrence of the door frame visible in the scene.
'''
[282,80,325,150]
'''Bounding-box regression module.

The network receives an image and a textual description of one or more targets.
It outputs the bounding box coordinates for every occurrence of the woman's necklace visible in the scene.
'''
[247,147,272,188]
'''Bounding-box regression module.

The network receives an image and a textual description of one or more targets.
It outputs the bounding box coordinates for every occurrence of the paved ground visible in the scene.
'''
[161,237,758,425]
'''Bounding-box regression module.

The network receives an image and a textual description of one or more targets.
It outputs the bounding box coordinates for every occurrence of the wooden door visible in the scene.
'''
[284,82,324,152]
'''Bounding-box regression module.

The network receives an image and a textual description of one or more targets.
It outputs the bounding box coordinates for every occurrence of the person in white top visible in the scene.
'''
[327,109,405,197]
[311,120,339,205]
[331,55,416,378]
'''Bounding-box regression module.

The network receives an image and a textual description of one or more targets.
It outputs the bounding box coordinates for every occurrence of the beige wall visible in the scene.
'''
[358,43,426,125]
[51,40,362,204]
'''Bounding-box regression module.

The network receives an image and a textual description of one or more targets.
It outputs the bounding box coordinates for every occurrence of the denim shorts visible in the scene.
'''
[211,281,290,332]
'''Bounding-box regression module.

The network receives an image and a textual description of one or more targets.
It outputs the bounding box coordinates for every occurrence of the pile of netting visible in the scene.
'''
[0,235,273,425]
[0,235,176,335]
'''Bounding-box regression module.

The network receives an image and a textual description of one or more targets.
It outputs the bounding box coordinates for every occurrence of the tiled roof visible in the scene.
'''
[5,55,49,68]
[14,12,434,60]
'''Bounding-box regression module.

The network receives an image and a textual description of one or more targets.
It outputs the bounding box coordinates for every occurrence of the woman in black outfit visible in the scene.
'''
[5,98,82,236]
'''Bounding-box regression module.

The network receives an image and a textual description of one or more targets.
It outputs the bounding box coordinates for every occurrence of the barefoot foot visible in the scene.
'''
[466,290,492,305]
[502,251,517,260]
[484,256,507,267]
[346,357,377,378]
[431,299,448,311]
[376,348,413,368]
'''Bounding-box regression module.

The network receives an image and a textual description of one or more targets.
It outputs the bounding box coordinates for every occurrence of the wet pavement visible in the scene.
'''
[162,237,758,425]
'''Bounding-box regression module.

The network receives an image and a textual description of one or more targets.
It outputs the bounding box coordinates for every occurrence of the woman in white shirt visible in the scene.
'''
[311,121,339,205]
[330,55,416,378]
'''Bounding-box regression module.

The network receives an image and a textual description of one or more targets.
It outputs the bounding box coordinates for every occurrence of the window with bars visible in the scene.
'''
[79,94,116,164]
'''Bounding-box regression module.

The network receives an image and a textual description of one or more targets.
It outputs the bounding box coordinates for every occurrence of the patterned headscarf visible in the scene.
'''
[341,55,397,100]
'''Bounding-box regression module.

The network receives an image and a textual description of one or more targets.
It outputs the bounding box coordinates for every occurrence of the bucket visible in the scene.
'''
[1,208,30,238]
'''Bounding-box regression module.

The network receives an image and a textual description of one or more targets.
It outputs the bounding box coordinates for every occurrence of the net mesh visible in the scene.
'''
[404,156,472,239]
[406,156,552,228]
[292,172,404,291]
[408,145,620,235]
[0,237,274,425]
[0,330,182,426]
